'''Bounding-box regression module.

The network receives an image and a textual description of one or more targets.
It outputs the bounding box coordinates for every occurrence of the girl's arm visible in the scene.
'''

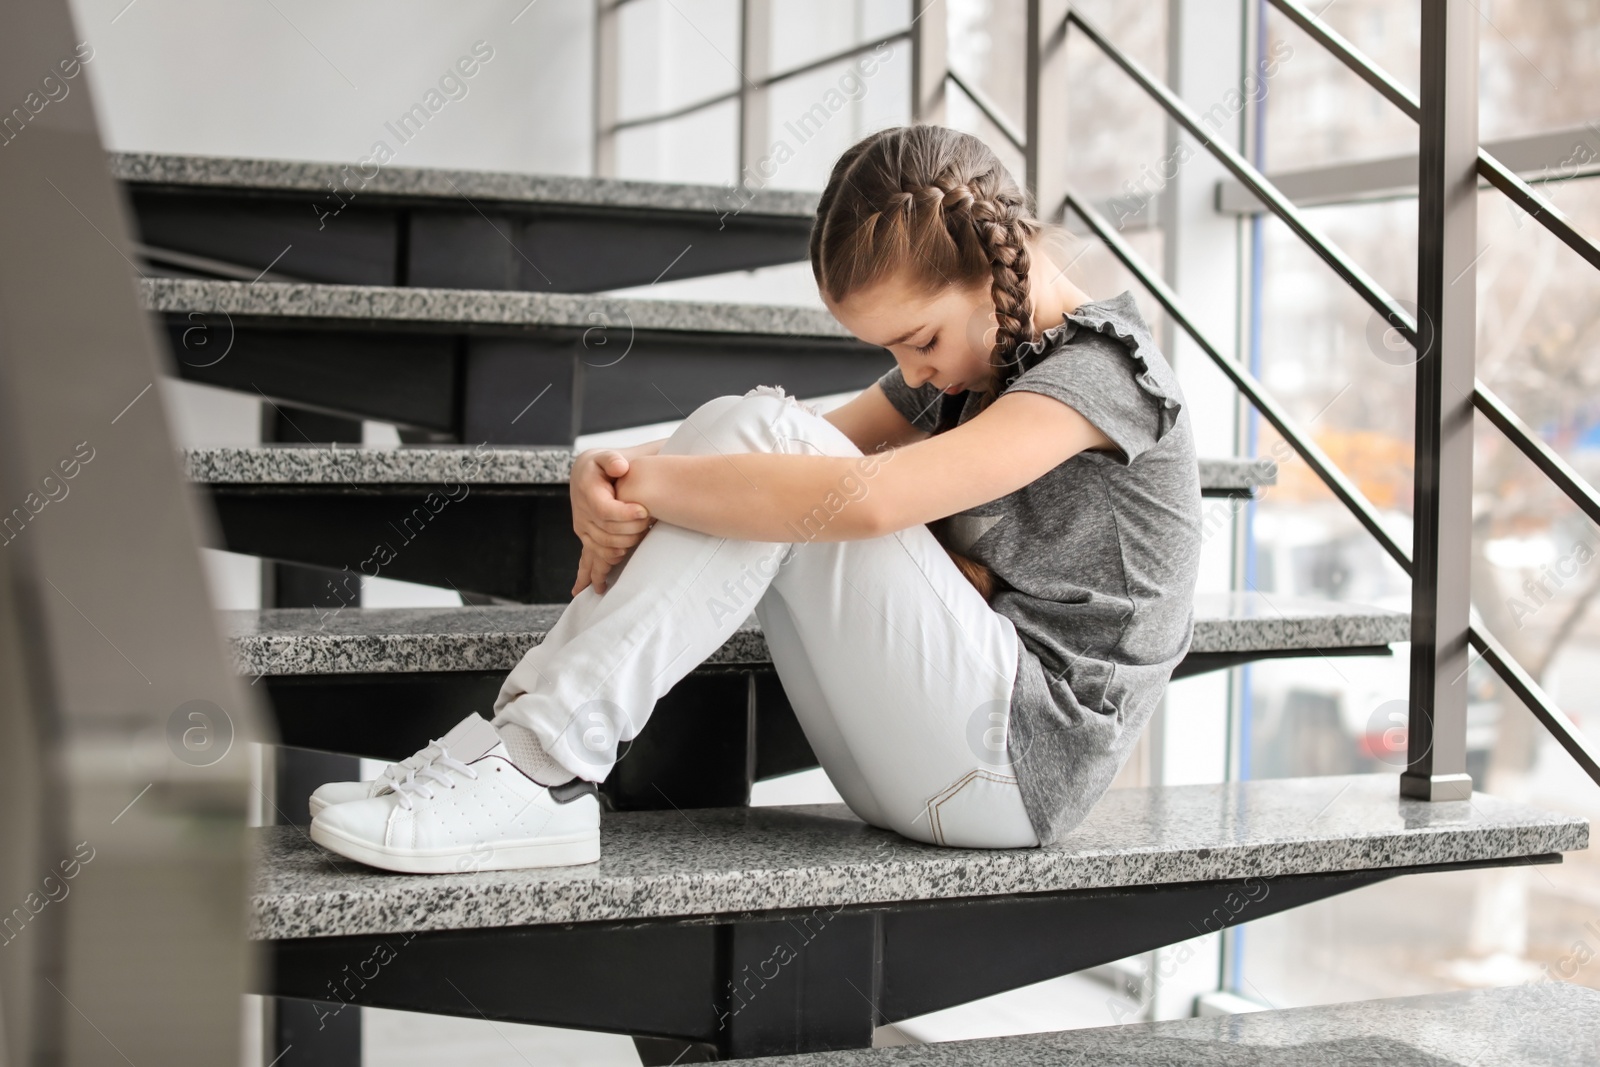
[613,390,1113,542]
[614,450,892,542]
[614,437,666,461]
[864,391,1114,532]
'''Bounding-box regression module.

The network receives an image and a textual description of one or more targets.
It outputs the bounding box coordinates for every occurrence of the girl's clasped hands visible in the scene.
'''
[569,449,654,596]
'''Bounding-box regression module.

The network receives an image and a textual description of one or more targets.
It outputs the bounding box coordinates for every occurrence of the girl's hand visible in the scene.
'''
[574,542,635,597]
[571,449,653,595]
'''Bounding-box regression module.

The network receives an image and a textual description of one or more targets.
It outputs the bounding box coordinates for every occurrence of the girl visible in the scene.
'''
[308,125,1202,874]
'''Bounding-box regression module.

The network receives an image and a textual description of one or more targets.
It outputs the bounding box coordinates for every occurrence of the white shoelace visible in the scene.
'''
[378,735,454,790]
[389,747,480,810]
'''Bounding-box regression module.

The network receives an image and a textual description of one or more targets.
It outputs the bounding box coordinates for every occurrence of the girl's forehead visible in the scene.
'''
[829,274,974,324]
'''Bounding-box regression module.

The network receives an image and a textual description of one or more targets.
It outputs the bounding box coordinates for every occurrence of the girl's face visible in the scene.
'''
[824,270,1001,397]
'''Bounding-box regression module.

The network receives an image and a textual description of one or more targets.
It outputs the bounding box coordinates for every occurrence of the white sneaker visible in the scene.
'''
[309,715,601,873]
[307,712,490,819]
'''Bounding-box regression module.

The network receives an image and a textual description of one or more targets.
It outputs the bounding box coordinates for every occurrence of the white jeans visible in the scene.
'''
[491,387,1040,849]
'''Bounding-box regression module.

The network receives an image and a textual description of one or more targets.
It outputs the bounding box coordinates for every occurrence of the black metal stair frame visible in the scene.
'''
[114,152,819,293]
[145,278,884,446]
[187,448,1277,603]
[263,854,1557,1061]
[249,774,1586,1062]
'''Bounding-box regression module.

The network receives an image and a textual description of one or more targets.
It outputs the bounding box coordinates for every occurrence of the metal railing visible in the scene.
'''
[593,0,1600,791]
[593,0,941,183]
[1054,0,1600,790]
[594,0,1040,188]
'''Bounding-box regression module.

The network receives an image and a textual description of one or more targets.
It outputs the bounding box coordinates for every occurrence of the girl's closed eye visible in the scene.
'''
[914,335,938,355]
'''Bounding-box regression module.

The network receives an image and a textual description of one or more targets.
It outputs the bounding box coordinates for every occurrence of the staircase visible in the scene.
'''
[253,778,1583,1061]
[690,985,1600,1064]
[120,151,1591,1064]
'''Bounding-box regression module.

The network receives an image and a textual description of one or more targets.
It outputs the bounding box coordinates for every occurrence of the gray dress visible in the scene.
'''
[875,290,1202,845]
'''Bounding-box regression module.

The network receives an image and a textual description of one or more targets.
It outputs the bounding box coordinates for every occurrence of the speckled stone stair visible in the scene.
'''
[224,593,1406,681]
[143,276,846,337]
[755,984,1600,1067]
[142,277,881,441]
[184,443,1279,499]
[114,150,816,293]
[186,444,1278,602]
[251,773,1583,940]
[251,773,1584,1057]
[231,592,1406,810]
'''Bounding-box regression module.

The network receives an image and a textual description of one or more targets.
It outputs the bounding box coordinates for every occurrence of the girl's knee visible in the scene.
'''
[742,383,822,416]
[668,388,812,454]
[662,393,761,455]
[670,386,847,457]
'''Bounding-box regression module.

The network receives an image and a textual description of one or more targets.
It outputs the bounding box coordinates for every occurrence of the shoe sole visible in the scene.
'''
[309,817,600,873]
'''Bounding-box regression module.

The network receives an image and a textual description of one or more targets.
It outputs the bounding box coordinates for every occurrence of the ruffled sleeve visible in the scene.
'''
[1001,290,1183,465]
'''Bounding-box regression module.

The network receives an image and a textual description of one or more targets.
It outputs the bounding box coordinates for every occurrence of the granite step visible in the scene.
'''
[231,594,1406,809]
[757,984,1600,1067]
[252,773,1584,941]
[187,444,1276,603]
[224,593,1405,682]
[252,774,1584,1055]
[143,277,879,443]
[114,151,815,293]
[184,443,1277,499]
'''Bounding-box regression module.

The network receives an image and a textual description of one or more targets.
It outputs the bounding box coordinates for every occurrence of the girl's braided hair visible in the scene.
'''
[809,125,1047,600]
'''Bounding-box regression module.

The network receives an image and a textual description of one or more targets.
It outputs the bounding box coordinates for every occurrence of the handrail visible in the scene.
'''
[1065,8,1420,349]
[947,69,1027,152]
[1266,0,1600,272]
[607,29,910,135]
[1064,188,1414,574]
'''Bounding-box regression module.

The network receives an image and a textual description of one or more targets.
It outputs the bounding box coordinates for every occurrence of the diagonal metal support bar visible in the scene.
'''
[1064,7,1418,348]
[1266,0,1600,271]
[1475,150,1600,271]
[1062,188,1413,574]
[1474,381,1600,530]
[1266,0,1422,118]
[1468,623,1600,786]
[947,69,1027,151]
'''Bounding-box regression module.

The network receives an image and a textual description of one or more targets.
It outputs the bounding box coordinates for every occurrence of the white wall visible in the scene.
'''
[66,0,593,174]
